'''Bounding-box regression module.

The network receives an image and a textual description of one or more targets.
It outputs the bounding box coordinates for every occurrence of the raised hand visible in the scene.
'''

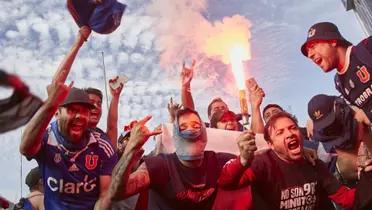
[167,97,182,123]
[181,60,195,87]
[246,78,265,108]
[109,76,124,98]
[79,26,92,42]
[127,116,162,151]
[46,81,74,107]
[237,130,257,167]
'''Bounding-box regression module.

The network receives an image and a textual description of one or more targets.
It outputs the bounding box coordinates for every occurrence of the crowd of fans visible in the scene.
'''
[0,17,371,210]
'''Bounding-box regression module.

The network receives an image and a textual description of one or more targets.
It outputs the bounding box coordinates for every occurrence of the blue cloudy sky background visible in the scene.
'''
[0,0,366,201]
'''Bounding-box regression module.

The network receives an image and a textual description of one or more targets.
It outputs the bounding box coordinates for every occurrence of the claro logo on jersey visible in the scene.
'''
[47,175,97,194]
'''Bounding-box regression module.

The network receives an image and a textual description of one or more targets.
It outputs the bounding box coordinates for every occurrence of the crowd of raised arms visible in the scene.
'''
[0,9,372,210]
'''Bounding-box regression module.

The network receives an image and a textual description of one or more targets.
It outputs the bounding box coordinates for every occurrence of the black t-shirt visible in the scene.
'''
[251,150,340,210]
[144,151,235,210]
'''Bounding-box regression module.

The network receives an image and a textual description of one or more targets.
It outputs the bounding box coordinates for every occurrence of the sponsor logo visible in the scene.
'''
[354,83,372,107]
[68,163,79,172]
[85,155,99,170]
[47,175,97,194]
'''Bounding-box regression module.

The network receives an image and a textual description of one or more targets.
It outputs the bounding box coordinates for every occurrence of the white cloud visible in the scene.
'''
[0,0,365,202]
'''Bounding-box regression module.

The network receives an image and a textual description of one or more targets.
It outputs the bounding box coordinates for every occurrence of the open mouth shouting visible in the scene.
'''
[286,138,302,159]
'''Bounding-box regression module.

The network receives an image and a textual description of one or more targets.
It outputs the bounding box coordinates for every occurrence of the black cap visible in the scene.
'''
[59,87,94,108]
[25,167,41,188]
[301,22,352,56]
[308,94,337,131]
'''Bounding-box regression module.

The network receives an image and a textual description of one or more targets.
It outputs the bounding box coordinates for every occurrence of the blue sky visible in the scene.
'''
[0,0,366,202]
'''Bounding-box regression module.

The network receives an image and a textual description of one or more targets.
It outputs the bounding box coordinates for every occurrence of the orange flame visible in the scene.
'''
[202,15,252,90]
[229,45,249,90]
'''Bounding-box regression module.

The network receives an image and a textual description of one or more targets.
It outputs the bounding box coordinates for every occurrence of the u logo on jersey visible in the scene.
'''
[356,66,370,83]
[85,155,99,170]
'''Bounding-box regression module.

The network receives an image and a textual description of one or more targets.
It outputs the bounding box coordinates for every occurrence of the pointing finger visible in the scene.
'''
[138,115,152,125]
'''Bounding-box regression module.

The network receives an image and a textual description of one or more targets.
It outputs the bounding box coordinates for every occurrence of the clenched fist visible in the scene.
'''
[237,130,257,167]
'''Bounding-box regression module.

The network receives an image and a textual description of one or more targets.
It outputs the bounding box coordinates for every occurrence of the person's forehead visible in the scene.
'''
[264,107,282,115]
[179,112,201,123]
[65,103,89,111]
[305,39,330,48]
[271,117,296,131]
[211,101,227,108]
[88,93,102,101]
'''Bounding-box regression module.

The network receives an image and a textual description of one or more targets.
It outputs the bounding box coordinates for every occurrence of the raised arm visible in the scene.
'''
[52,26,91,84]
[20,82,72,157]
[181,61,195,110]
[95,116,161,210]
[106,76,124,148]
[218,130,257,189]
[246,78,265,134]
[167,97,182,123]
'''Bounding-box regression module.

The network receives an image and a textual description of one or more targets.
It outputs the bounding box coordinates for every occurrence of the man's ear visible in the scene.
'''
[55,108,60,119]
[268,141,274,150]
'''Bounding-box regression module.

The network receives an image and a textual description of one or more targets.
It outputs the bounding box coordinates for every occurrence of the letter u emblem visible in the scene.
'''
[85,155,99,170]
[356,66,370,83]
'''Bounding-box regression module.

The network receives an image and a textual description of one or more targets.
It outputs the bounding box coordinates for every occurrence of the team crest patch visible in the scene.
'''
[54,153,61,163]
[313,110,323,120]
[308,28,316,38]
[85,155,99,170]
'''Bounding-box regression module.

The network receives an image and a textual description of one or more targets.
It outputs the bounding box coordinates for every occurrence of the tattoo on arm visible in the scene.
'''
[109,151,150,200]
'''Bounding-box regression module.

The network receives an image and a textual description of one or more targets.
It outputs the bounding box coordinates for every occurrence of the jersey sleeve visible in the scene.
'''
[98,134,118,176]
[218,156,257,190]
[31,129,49,161]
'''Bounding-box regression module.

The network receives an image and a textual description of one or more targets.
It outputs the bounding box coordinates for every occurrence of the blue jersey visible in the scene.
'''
[32,121,117,210]
[335,36,372,121]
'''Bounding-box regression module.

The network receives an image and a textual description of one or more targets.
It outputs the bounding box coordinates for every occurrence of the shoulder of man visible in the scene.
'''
[89,129,116,159]
[358,36,372,52]
[143,154,170,186]
[213,151,237,163]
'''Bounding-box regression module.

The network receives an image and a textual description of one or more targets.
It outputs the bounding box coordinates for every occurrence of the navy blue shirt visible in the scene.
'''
[31,121,117,210]
[335,36,372,121]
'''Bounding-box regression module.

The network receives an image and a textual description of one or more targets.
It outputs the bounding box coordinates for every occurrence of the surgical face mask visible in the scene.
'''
[173,122,207,161]
[179,129,202,140]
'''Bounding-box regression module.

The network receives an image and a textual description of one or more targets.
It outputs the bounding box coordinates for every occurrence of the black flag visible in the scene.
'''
[0,70,43,133]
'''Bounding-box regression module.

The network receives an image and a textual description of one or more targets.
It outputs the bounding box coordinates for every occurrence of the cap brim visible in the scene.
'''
[301,41,309,56]
[60,101,95,109]
[313,110,336,131]
[301,34,352,57]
